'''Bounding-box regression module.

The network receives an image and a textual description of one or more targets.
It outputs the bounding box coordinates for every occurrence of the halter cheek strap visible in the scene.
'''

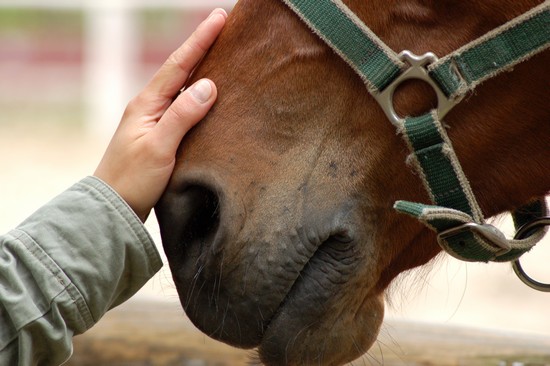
[281,0,549,263]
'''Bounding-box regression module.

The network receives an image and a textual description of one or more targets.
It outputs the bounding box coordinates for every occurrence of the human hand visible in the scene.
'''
[94,8,227,222]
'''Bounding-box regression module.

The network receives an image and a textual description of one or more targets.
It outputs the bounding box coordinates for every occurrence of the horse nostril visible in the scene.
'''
[178,185,221,253]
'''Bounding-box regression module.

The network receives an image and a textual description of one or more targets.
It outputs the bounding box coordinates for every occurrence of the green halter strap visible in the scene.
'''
[282,0,549,262]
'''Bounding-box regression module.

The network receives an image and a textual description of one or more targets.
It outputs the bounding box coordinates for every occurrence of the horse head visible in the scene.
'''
[156,0,549,364]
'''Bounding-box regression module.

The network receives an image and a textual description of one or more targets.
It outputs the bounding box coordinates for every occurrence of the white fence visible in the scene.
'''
[0,0,237,137]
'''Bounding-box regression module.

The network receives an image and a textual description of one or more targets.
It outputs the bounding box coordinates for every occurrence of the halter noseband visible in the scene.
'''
[282,0,550,289]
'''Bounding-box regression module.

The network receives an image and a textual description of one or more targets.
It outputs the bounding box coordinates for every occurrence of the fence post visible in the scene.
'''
[82,2,139,140]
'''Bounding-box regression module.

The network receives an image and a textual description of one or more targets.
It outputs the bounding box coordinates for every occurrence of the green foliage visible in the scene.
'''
[0,9,83,34]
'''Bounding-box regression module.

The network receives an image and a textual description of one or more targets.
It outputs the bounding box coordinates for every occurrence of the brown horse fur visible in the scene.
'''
[156,1,549,365]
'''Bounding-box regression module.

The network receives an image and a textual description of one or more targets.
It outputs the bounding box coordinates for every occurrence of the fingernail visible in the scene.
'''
[189,79,212,104]
[209,8,227,20]
[206,9,226,23]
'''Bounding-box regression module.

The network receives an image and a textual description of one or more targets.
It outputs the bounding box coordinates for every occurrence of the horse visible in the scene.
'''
[155,0,550,364]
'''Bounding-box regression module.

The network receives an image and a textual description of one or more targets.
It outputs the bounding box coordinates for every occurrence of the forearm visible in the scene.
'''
[0,177,162,365]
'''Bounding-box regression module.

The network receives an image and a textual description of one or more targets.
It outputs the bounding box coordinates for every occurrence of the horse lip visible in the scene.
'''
[259,233,359,337]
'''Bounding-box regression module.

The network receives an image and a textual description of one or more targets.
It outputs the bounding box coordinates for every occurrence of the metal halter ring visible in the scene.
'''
[512,217,550,292]
[373,50,464,126]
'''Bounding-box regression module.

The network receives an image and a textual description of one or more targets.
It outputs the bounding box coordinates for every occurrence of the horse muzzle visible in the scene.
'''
[156,170,384,365]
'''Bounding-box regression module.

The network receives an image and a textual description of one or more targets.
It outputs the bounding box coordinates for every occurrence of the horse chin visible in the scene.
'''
[259,286,384,366]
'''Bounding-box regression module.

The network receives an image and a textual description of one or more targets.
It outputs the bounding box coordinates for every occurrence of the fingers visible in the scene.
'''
[151,78,217,152]
[143,8,227,102]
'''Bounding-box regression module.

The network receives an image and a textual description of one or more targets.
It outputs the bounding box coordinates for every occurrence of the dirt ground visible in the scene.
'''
[67,299,550,366]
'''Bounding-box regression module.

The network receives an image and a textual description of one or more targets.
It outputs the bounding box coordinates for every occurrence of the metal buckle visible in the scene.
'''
[512,217,550,292]
[438,222,511,257]
[373,50,464,126]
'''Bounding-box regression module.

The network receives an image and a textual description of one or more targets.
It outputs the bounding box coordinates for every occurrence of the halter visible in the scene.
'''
[282,0,550,288]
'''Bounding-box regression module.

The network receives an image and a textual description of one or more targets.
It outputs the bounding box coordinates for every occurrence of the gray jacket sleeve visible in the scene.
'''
[0,176,163,366]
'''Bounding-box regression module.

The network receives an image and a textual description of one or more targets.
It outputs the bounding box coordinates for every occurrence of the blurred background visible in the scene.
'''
[1,0,549,364]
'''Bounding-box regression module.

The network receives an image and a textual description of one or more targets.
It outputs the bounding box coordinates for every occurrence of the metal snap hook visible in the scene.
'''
[512,217,550,292]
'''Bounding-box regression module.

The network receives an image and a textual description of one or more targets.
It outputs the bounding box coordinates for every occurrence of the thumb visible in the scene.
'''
[152,78,217,152]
